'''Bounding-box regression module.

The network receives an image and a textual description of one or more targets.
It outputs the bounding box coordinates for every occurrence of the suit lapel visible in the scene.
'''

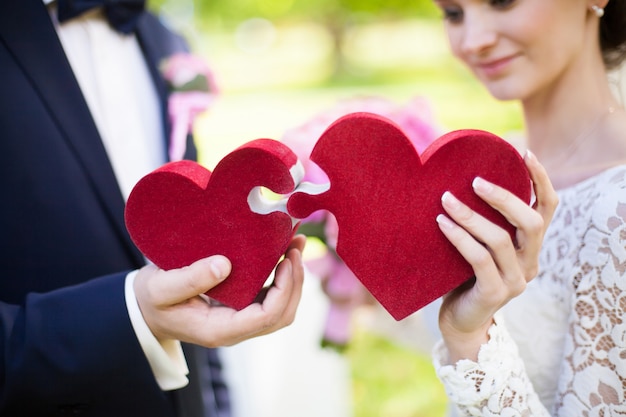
[135,13,198,162]
[135,14,173,161]
[0,0,144,266]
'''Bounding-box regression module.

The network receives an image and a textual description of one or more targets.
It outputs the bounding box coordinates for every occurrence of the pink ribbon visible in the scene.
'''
[167,91,216,161]
[161,52,219,161]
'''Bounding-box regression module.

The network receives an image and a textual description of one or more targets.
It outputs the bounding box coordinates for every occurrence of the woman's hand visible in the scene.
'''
[436,151,558,363]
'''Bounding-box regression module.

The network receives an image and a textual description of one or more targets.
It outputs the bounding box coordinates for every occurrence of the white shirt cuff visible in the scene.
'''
[124,270,189,390]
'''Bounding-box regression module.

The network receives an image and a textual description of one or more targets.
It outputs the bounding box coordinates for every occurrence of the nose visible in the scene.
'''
[460,10,497,56]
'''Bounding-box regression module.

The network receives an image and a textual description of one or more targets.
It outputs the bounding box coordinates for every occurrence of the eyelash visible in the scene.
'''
[490,0,516,9]
[439,0,517,24]
[441,7,463,23]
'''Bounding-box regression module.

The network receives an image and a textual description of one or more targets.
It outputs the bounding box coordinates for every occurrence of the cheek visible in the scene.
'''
[513,12,581,77]
[510,2,577,59]
[444,27,466,62]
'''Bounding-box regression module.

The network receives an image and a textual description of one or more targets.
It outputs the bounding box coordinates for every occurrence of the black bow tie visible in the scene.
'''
[57,0,146,34]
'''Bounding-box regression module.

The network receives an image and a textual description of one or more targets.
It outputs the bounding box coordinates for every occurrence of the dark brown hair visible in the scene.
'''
[600,0,626,69]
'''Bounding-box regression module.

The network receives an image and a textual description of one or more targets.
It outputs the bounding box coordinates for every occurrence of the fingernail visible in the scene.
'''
[525,149,536,162]
[436,214,455,229]
[472,177,494,194]
[441,191,460,209]
[209,256,231,280]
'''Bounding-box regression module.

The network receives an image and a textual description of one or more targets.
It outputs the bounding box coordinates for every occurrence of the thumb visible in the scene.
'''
[159,255,232,304]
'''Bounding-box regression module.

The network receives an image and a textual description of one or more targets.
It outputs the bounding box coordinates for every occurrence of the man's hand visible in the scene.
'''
[134,235,306,347]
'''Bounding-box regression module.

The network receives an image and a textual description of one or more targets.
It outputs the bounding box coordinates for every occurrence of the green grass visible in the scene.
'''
[346,329,448,417]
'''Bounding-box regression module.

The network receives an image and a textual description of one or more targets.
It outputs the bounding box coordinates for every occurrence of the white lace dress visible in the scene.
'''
[432,165,626,416]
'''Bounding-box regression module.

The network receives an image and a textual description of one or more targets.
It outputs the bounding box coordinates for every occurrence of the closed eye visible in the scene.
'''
[434,1,464,24]
[489,0,517,10]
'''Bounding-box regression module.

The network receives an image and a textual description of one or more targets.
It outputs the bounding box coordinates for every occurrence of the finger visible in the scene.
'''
[525,150,559,224]
[436,212,502,289]
[252,234,307,304]
[471,177,545,260]
[256,254,303,333]
[437,212,527,309]
[471,177,541,232]
[178,297,273,347]
[272,243,305,325]
[440,192,523,286]
[288,234,307,253]
[199,270,297,346]
[150,255,232,305]
[472,163,553,281]
[237,243,305,339]
[442,190,517,254]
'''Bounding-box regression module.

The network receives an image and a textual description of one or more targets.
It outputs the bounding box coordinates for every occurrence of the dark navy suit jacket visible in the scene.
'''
[0,1,224,415]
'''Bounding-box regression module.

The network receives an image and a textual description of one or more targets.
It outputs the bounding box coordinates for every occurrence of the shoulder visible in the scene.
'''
[557,165,626,236]
[590,165,626,206]
[584,165,626,238]
[560,164,626,201]
[571,167,626,288]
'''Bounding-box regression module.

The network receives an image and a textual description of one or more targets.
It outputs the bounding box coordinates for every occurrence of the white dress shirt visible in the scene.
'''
[44,0,189,390]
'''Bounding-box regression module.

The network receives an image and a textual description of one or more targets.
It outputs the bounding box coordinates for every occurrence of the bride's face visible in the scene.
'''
[433,0,592,102]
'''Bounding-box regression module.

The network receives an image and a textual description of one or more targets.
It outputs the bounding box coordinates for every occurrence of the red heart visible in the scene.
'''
[125,139,299,310]
[288,112,531,320]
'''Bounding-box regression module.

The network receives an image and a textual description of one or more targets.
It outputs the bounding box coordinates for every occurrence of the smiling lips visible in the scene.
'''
[475,55,517,78]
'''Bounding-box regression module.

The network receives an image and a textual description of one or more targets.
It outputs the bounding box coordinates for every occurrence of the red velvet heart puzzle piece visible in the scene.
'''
[125,139,300,310]
[288,112,531,320]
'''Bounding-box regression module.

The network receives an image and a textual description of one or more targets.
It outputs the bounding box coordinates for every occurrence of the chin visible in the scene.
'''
[488,90,521,102]
[471,65,530,102]
[483,81,525,102]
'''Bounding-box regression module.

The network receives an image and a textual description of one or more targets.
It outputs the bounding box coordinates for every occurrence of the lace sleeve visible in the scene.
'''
[552,194,626,415]
[432,314,550,416]
[432,178,626,416]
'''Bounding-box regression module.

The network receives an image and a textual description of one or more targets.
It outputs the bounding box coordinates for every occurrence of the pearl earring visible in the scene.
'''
[591,4,604,17]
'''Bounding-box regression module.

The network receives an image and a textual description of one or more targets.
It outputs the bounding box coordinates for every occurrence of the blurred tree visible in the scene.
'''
[147,0,438,24]
[149,0,439,79]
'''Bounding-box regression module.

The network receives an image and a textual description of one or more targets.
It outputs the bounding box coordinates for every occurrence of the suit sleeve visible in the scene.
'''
[0,272,176,417]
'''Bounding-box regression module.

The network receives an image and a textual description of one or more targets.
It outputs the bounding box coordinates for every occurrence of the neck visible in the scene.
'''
[523,82,626,189]
[522,18,612,156]
[523,56,619,162]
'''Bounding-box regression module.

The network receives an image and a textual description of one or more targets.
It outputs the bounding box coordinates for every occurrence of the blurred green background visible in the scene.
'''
[148,1,524,416]
[149,0,523,168]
